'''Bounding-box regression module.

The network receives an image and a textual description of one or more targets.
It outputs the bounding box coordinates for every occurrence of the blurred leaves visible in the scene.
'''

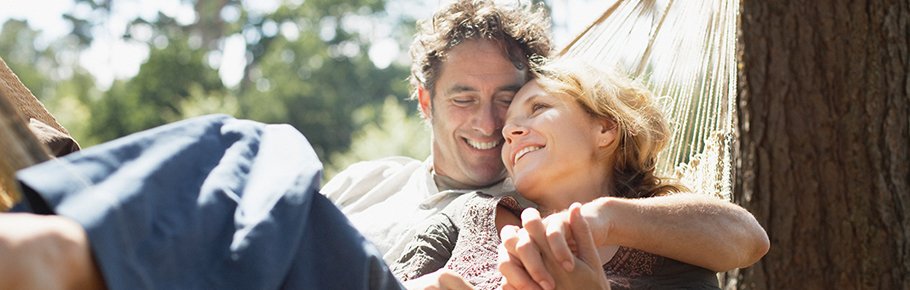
[326,96,430,179]
[86,38,224,142]
[1,0,431,170]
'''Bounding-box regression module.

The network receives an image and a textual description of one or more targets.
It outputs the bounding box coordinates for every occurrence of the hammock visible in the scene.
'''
[559,0,738,200]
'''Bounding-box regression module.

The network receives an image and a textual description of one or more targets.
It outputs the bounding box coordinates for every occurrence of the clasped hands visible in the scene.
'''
[497,203,611,290]
[406,203,612,290]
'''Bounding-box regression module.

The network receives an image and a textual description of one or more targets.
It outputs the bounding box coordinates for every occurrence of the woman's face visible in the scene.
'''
[501,80,615,205]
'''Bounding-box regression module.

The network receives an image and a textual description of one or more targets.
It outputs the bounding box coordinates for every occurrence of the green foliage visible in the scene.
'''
[228,0,414,159]
[6,0,437,173]
[0,19,100,146]
[45,70,100,146]
[0,20,56,102]
[87,38,225,142]
[239,28,410,158]
[325,96,430,180]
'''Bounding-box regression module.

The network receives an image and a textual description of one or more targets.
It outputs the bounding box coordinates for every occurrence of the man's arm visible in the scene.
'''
[583,193,770,271]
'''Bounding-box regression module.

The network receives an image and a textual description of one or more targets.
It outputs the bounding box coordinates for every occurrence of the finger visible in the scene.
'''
[521,208,553,261]
[500,225,520,253]
[497,242,524,272]
[544,214,575,272]
[568,202,602,267]
[520,208,547,254]
[500,224,544,290]
[437,269,475,290]
[498,245,541,290]
[514,228,553,290]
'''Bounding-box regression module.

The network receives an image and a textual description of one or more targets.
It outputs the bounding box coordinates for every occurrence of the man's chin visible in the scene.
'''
[465,168,507,188]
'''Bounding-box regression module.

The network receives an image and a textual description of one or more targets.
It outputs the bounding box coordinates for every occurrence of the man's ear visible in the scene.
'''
[417,86,432,120]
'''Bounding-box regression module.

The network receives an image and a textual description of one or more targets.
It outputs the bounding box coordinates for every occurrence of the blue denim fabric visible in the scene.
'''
[14,115,403,290]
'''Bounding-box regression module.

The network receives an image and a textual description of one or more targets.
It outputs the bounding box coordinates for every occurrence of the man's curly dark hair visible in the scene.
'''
[408,0,552,99]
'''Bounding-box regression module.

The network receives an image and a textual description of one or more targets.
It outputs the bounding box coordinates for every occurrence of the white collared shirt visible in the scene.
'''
[321,156,516,264]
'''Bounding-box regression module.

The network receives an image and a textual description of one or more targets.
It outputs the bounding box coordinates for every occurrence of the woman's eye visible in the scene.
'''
[531,103,548,112]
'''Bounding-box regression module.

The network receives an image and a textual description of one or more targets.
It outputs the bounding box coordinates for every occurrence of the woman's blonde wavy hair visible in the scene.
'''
[532,57,684,198]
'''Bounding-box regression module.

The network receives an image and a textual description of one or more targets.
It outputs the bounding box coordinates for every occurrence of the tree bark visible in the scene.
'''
[731,0,910,289]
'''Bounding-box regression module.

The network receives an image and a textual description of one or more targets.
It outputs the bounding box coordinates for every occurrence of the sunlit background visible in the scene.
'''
[0,0,611,177]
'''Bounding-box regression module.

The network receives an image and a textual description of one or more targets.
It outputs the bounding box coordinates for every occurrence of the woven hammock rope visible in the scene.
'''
[559,0,738,200]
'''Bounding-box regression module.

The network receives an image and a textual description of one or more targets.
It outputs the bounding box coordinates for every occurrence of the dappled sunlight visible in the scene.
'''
[0,0,604,171]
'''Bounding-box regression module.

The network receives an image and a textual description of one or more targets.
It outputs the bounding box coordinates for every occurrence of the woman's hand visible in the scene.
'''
[402,269,475,290]
[498,204,610,290]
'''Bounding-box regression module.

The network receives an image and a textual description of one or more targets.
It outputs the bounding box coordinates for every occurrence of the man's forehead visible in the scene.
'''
[442,39,521,68]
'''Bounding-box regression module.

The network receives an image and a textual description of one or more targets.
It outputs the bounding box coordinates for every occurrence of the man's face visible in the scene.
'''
[418,39,527,188]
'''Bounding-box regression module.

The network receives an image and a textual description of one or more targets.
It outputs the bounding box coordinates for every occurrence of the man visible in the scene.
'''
[322,0,768,286]
[321,0,550,264]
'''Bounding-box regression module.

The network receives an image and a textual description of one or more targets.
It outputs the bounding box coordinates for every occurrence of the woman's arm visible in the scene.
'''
[402,269,475,290]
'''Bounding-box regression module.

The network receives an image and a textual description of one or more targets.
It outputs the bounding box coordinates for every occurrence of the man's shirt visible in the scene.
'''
[321,156,519,264]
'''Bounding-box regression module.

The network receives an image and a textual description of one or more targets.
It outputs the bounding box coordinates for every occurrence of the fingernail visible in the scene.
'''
[539,280,554,290]
[563,260,574,271]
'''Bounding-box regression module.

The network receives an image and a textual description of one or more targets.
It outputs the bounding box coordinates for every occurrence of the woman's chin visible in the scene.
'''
[514,176,544,202]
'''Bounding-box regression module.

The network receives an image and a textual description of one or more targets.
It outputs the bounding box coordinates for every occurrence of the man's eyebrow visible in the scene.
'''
[443,83,523,95]
[444,84,477,95]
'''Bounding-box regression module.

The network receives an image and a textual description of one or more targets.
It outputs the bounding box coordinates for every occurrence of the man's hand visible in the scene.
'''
[498,204,611,290]
[402,269,475,290]
[0,213,105,290]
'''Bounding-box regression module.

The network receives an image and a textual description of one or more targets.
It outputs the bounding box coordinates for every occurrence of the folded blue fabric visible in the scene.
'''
[15,114,402,290]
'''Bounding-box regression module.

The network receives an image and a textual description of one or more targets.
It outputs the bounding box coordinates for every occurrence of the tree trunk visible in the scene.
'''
[731,0,910,289]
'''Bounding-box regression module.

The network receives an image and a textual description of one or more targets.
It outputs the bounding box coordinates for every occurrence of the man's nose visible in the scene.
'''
[472,103,501,136]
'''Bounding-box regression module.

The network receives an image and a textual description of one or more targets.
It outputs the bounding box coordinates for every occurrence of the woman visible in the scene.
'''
[393,57,720,289]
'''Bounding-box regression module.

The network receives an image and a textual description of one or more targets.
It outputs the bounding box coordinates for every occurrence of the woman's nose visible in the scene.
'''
[502,122,527,144]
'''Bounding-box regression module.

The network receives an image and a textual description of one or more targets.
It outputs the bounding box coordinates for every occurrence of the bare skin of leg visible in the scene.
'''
[0,213,105,290]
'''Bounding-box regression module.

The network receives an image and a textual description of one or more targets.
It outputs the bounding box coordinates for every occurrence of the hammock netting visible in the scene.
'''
[560,0,738,201]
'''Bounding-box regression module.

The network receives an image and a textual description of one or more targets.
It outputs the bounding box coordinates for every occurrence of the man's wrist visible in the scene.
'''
[581,197,617,247]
